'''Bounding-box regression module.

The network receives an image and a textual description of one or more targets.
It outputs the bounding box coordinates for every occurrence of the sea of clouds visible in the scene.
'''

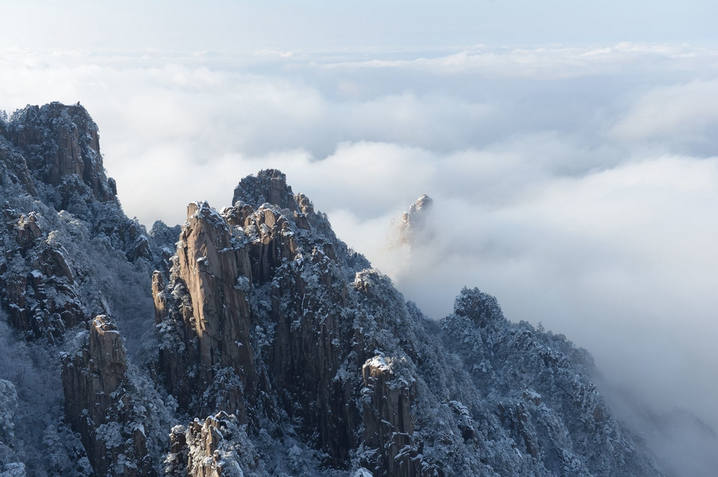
[1,43,717,475]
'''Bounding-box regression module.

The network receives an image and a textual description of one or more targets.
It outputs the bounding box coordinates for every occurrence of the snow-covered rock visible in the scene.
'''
[61,316,155,476]
[397,194,433,245]
[0,104,666,476]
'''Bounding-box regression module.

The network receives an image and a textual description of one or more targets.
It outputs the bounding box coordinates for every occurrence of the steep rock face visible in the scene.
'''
[149,220,182,269]
[176,203,256,376]
[361,356,418,477]
[61,316,155,477]
[0,203,85,339]
[152,202,259,414]
[0,379,25,476]
[0,104,199,475]
[0,102,151,265]
[153,190,363,441]
[154,171,438,473]
[231,169,296,212]
[0,103,160,338]
[398,194,433,245]
[6,102,115,204]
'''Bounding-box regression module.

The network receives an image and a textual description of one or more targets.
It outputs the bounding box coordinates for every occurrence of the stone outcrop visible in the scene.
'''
[0,138,36,195]
[176,202,256,375]
[398,194,433,245]
[233,169,340,240]
[152,190,345,426]
[440,288,658,476]
[152,171,351,425]
[165,412,260,477]
[153,171,431,474]
[149,220,182,268]
[0,102,160,339]
[0,379,25,476]
[0,204,85,339]
[61,316,155,476]
[7,102,116,204]
[231,169,297,212]
[361,356,418,477]
[14,212,41,248]
[164,425,189,477]
[0,102,153,267]
[152,201,258,414]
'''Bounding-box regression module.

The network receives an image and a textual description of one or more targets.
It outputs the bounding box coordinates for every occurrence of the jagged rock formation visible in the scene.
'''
[153,170,660,476]
[440,289,654,475]
[6,103,115,203]
[153,172,375,462]
[0,103,173,475]
[149,220,182,269]
[360,356,417,477]
[165,412,260,477]
[398,194,433,245]
[61,316,155,476]
[0,102,161,340]
[0,104,665,476]
[1,202,85,339]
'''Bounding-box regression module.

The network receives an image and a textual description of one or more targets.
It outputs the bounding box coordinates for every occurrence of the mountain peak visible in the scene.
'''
[232,168,296,211]
[6,101,116,204]
[399,193,434,245]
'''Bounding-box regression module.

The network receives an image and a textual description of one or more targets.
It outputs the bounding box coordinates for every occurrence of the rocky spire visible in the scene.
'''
[61,316,155,476]
[398,194,433,245]
[7,102,117,204]
[361,356,419,477]
[167,412,258,477]
[174,202,256,403]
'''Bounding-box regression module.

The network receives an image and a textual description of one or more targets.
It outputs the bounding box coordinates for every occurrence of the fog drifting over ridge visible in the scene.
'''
[2,44,718,474]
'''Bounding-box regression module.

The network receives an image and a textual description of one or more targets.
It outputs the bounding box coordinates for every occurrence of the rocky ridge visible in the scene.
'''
[151,169,660,476]
[0,103,175,475]
[0,103,663,476]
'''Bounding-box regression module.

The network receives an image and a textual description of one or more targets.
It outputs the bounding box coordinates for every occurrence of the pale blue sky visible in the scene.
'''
[2,0,717,52]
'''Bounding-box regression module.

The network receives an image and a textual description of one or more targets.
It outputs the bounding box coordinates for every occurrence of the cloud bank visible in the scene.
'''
[2,44,718,474]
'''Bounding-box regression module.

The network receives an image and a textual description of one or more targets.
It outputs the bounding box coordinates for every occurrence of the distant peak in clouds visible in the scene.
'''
[398,193,433,245]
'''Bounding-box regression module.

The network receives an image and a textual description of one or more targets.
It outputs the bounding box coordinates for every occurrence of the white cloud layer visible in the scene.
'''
[2,43,718,474]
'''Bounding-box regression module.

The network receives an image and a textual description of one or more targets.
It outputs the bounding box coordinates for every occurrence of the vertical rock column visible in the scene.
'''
[176,203,255,374]
[61,315,154,476]
[153,202,256,413]
[361,356,419,477]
